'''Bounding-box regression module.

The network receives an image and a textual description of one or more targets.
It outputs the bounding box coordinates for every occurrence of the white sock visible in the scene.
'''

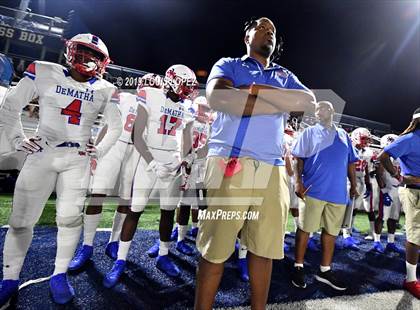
[83,213,102,246]
[387,233,395,243]
[238,239,247,259]
[177,225,188,242]
[343,228,351,239]
[309,232,314,238]
[117,240,132,261]
[109,211,127,243]
[2,226,34,280]
[294,263,304,268]
[320,265,331,273]
[293,216,299,232]
[159,241,171,256]
[351,215,356,228]
[373,233,381,242]
[406,261,417,282]
[54,225,83,275]
[192,222,198,229]
[369,221,375,235]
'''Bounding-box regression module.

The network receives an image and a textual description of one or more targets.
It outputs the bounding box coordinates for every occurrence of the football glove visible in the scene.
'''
[15,136,43,154]
[381,192,393,207]
[147,160,180,179]
[86,142,99,158]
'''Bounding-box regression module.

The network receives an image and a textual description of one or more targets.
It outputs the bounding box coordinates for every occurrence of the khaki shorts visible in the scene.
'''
[399,187,420,246]
[196,156,289,263]
[298,196,346,236]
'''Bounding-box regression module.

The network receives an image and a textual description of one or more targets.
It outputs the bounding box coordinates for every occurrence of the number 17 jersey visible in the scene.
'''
[137,87,194,151]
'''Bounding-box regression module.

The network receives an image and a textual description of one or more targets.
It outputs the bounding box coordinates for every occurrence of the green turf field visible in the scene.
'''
[0,195,160,230]
[0,194,405,233]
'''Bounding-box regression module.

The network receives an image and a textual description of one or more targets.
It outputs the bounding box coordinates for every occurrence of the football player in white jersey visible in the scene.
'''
[67,90,140,270]
[371,134,405,254]
[167,96,211,252]
[0,34,122,306]
[103,64,197,287]
[68,74,163,269]
[342,127,374,250]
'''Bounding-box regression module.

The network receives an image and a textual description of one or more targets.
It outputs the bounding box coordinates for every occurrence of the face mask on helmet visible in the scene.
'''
[284,125,295,137]
[65,34,111,78]
[164,65,199,100]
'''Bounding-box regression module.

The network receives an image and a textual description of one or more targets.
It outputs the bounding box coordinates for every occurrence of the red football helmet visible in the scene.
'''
[65,33,111,78]
[164,64,199,100]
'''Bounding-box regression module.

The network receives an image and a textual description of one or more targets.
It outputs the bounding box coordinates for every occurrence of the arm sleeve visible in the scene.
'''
[136,87,151,114]
[95,90,122,158]
[286,73,310,91]
[0,74,38,147]
[291,129,311,158]
[384,135,410,160]
[207,58,236,85]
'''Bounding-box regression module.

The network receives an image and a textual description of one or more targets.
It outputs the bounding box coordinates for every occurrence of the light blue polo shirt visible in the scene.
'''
[207,56,309,166]
[292,123,359,205]
[385,129,420,179]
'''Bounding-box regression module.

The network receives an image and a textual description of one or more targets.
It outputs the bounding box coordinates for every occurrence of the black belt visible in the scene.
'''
[118,139,133,145]
[56,142,81,148]
[405,184,420,190]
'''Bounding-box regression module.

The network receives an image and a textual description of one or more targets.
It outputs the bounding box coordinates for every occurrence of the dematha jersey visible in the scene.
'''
[137,87,194,151]
[117,92,138,143]
[0,61,117,147]
[354,147,375,177]
[383,159,401,192]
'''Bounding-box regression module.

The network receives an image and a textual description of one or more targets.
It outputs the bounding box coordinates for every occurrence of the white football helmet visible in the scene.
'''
[137,73,163,90]
[164,64,199,100]
[380,134,398,148]
[351,127,371,148]
[191,96,211,123]
[65,33,111,77]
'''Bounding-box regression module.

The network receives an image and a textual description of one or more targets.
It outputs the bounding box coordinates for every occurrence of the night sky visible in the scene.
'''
[3,0,420,131]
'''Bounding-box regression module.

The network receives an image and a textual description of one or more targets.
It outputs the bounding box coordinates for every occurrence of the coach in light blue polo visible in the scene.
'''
[207,56,309,164]
[290,101,359,291]
[379,107,420,298]
[195,17,316,310]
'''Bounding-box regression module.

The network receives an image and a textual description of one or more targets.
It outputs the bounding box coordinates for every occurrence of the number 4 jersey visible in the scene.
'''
[0,61,120,151]
[137,87,194,151]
